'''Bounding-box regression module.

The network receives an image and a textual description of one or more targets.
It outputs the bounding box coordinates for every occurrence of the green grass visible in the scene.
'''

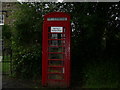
[3,55,11,61]
[2,55,11,74]
[0,63,2,73]
[2,62,10,73]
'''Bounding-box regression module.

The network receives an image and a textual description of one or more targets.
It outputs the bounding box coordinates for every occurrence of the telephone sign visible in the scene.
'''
[42,12,71,88]
[51,27,63,32]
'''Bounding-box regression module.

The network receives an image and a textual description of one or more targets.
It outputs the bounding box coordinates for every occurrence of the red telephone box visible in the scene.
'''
[42,12,71,88]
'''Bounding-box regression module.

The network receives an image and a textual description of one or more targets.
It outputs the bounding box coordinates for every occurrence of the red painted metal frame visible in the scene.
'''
[42,12,71,87]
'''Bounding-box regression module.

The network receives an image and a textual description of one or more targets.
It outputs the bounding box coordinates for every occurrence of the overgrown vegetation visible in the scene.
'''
[10,3,42,79]
[12,45,41,79]
[3,2,120,88]
[83,58,119,88]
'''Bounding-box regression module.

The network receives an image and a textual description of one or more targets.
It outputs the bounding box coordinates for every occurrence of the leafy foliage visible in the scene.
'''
[11,3,43,79]
[12,45,41,79]
[2,24,11,40]
[2,24,12,48]
[9,2,120,87]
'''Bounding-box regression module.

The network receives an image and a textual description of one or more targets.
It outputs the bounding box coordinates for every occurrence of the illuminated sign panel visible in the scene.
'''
[51,27,63,32]
[47,17,67,21]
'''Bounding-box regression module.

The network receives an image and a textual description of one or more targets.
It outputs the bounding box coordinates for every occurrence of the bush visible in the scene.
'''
[12,45,41,79]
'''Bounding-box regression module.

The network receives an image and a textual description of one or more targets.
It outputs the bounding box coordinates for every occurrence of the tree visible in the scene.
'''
[10,2,120,87]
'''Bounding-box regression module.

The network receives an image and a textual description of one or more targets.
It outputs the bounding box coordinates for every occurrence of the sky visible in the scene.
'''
[17,0,64,2]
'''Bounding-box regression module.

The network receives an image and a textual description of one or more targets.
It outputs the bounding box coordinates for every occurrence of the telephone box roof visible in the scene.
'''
[44,12,70,21]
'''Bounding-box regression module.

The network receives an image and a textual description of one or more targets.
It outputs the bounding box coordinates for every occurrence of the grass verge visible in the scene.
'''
[83,60,119,88]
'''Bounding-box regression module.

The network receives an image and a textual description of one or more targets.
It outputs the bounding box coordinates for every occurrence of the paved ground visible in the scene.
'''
[2,75,73,90]
[2,75,85,90]
[2,75,39,89]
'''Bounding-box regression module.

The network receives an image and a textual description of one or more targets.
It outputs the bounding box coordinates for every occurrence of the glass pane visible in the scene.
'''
[0,15,4,25]
[48,61,64,66]
[48,67,64,73]
[48,54,64,59]
[48,33,65,39]
[48,27,51,32]
[48,47,65,52]
[48,40,65,46]
[48,74,64,80]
